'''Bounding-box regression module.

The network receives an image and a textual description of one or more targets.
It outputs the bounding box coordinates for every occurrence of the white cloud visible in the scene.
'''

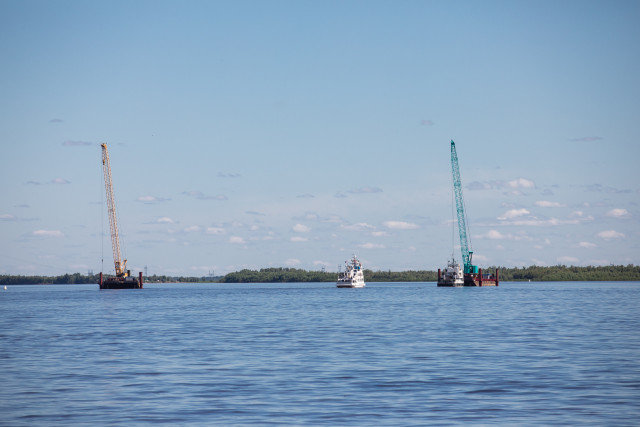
[477,230,530,241]
[290,236,308,242]
[1,214,17,221]
[557,256,579,264]
[597,230,625,240]
[285,258,301,266]
[33,229,64,237]
[229,236,246,244]
[313,260,330,267]
[589,259,611,266]
[468,181,497,190]
[157,217,175,224]
[498,208,530,220]
[184,225,201,233]
[359,243,385,249]
[183,191,227,200]
[51,178,70,185]
[535,200,565,208]
[578,241,597,248]
[383,221,419,230]
[482,230,508,240]
[503,190,526,197]
[606,208,631,218]
[137,195,170,203]
[348,186,383,194]
[507,178,535,189]
[468,178,535,192]
[499,214,593,226]
[341,223,375,231]
[292,224,311,233]
[371,231,389,237]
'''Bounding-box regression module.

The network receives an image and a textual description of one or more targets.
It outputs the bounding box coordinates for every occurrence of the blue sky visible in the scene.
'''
[1,0,639,276]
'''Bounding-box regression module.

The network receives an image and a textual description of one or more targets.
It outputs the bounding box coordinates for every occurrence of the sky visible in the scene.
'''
[1,0,639,276]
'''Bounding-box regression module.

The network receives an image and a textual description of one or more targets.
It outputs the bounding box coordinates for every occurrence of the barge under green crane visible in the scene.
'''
[438,140,498,287]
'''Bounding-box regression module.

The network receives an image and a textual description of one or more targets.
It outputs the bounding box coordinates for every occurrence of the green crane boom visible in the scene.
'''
[450,140,477,274]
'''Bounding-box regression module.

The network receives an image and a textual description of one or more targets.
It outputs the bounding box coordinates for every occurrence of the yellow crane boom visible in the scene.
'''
[101,143,127,277]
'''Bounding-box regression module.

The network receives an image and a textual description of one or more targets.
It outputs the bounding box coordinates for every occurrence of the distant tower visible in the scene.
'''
[144,265,148,276]
[209,269,214,279]
[88,269,94,276]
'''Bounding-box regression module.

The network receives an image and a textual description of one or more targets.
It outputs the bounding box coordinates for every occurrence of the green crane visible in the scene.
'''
[450,140,478,275]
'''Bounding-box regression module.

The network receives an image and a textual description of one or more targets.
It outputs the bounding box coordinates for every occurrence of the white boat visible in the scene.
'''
[437,258,465,286]
[337,255,366,288]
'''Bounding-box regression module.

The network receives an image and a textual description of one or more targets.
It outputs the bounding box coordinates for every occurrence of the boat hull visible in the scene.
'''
[437,279,464,287]
[337,282,365,288]
[100,272,143,289]
[437,268,499,287]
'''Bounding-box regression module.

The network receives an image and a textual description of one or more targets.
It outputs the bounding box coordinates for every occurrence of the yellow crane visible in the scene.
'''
[100,143,142,289]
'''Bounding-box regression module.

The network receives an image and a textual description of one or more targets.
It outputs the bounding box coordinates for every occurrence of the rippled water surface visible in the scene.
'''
[1,282,639,425]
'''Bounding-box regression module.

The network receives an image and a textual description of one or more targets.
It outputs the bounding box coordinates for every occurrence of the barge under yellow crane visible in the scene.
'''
[100,143,142,289]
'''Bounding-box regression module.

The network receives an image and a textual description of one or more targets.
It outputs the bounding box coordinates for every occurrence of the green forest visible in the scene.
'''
[0,273,219,286]
[218,265,640,283]
[2,265,638,285]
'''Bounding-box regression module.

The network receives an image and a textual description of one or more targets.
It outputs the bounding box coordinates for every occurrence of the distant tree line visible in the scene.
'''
[2,265,639,285]
[219,268,335,283]
[0,273,98,285]
[488,264,640,282]
[0,273,220,285]
[218,268,438,283]
[364,270,438,282]
[218,265,640,283]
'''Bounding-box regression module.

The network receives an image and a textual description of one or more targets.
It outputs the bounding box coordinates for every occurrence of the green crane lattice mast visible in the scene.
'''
[450,140,477,274]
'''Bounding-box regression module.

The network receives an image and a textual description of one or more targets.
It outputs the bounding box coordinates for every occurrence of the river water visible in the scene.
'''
[1,281,639,425]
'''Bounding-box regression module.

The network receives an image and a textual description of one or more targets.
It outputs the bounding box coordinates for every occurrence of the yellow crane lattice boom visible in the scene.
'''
[101,143,127,277]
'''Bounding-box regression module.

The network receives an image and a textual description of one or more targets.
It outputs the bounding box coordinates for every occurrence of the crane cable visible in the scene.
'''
[450,164,456,261]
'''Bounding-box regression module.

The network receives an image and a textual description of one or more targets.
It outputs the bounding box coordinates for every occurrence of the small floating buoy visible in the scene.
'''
[3,286,6,290]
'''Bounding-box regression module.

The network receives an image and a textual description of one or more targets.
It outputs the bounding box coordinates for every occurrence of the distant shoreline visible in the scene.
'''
[2,265,639,285]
